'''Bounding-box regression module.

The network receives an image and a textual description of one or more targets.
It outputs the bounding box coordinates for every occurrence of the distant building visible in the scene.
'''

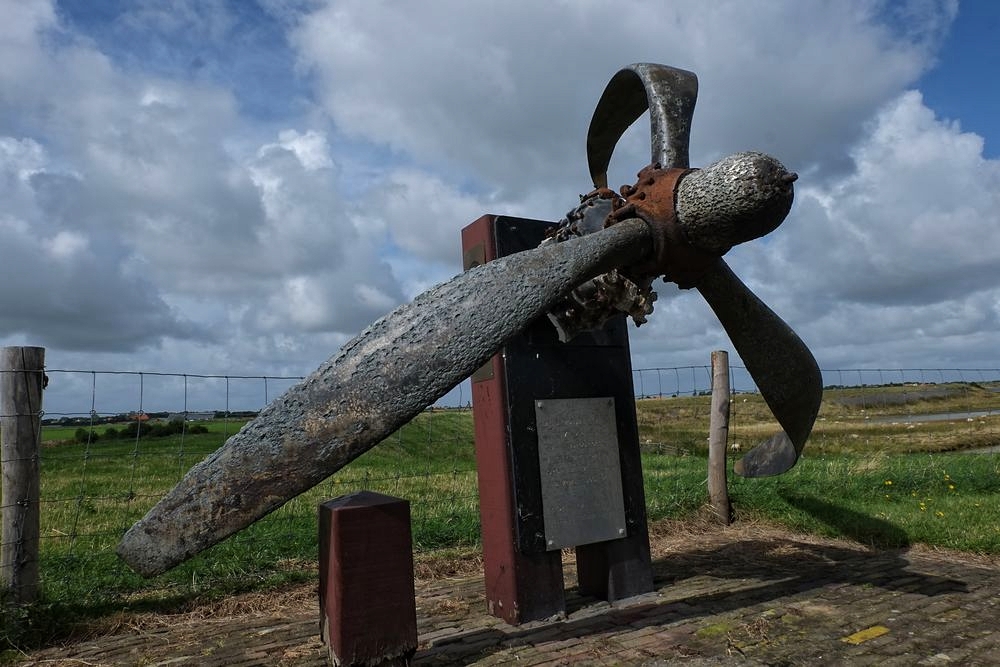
[166,411,215,422]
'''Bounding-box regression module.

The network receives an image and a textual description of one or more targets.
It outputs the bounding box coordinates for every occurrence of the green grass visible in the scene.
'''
[3,412,482,648]
[727,452,1000,552]
[3,386,1000,648]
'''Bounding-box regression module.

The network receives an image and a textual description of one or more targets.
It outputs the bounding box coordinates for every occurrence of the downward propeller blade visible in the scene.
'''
[696,260,822,476]
[117,220,653,576]
[584,63,820,475]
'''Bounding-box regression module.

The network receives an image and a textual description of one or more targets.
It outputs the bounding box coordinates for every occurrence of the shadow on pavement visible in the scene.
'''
[425,527,969,664]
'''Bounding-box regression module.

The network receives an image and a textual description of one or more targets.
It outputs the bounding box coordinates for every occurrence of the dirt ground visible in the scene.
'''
[14,516,1000,666]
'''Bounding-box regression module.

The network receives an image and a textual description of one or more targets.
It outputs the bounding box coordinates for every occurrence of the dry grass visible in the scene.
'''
[638,382,1000,456]
[27,547,483,648]
[903,541,1000,569]
[413,548,484,580]
[49,580,320,643]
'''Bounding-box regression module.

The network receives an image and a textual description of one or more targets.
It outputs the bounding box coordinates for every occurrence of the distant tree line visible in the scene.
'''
[73,420,210,444]
[44,410,259,427]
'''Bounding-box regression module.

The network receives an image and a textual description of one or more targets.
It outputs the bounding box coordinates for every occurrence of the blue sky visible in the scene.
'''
[919,2,1000,157]
[55,0,305,123]
[2,0,1000,416]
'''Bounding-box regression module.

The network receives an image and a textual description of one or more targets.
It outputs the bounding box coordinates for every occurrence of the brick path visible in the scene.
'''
[20,526,1000,666]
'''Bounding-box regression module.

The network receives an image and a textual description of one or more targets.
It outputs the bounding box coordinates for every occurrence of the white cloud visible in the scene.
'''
[710,88,1000,370]
[273,129,334,171]
[9,0,1000,416]
[367,169,514,265]
[0,2,405,360]
[291,0,953,194]
[0,136,46,173]
[45,230,89,260]
[781,90,1000,304]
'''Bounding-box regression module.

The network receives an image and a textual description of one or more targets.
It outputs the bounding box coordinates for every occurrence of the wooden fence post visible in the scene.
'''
[708,350,732,525]
[1,346,45,605]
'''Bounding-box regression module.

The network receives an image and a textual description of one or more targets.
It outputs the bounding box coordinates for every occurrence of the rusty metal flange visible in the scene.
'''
[542,188,657,342]
[608,164,720,289]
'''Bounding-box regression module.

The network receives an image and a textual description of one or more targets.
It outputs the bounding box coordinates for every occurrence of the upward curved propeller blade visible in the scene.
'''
[587,64,698,188]
[587,63,823,476]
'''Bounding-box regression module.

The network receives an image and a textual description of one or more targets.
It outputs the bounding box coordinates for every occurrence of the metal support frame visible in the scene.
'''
[463,215,653,625]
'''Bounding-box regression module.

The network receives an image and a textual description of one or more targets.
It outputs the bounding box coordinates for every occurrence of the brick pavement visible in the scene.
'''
[20,526,1000,666]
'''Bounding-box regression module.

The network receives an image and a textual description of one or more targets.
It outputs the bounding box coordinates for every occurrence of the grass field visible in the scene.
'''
[4,382,999,647]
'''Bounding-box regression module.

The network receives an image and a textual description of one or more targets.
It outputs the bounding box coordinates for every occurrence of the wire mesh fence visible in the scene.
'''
[633,365,1000,455]
[1,363,999,611]
[633,365,1000,554]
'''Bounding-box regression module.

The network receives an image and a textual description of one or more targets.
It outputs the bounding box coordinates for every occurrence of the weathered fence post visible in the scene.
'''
[1,346,45,604]
[708,350,732,525]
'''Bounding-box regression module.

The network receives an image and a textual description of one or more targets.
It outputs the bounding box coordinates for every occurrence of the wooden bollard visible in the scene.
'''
[319,491,417,666]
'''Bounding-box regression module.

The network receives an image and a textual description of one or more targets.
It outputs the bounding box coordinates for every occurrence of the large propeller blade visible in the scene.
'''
[118,219,653,576]
[117,148,795,576]
[586,63,822,477]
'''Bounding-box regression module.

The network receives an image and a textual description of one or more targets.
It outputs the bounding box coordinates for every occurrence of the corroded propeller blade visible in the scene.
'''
[118,61,818,576]
[589,63,823,477]
[587,63,698,189]
[118,219,654,577]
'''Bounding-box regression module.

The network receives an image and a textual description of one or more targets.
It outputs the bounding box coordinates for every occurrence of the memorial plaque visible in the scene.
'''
[535,397,627,550]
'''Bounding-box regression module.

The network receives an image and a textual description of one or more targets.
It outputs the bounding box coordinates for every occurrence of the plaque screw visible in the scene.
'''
[618,528,626,536]
[547,539,555,547]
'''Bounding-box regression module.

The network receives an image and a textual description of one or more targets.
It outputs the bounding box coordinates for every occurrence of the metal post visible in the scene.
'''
[1,346,45,604]
[708,350,731,524]
[463,215,653,624]
[463,215,566,624]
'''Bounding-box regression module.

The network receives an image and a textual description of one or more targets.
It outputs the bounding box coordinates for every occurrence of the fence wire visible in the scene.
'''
[1,365,998,610]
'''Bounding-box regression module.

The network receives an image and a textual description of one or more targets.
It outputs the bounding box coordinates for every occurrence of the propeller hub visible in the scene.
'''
[609,164,718,289]
[543,151,797,341]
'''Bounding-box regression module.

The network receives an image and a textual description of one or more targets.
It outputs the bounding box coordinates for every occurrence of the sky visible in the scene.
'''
[2,0,1000,416]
